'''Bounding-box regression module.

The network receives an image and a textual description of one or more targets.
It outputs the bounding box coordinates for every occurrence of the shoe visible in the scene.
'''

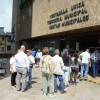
[43,93,46,96]
[17,89,21,91]
[54,91,57,93]
[28,83,31,86]
[80,79,82,81]
[49,94,56,98]
[14,85,16,88]
[11,86,16,89]
[64,87,68,91]
[61,91,66,94]
[21,89,28,92]
[73,83,77,86]
[69,83,73,85]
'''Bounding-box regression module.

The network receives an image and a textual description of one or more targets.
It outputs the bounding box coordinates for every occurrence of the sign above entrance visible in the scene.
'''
[47,1,89,30]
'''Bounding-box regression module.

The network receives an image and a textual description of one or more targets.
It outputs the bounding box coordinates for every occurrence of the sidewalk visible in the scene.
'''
[0,66,100,100]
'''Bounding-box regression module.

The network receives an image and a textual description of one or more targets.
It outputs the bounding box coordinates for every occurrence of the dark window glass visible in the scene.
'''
[7,36,11,42]
[2,47,4,51]
[7,46,11,51]
[2,37,4,41]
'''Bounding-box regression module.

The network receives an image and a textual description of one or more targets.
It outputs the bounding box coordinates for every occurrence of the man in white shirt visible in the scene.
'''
[27,49,35,86]
[36,49,42,67]
[52,49,66,94]
[15,45,29,92]
[80,49,91,80]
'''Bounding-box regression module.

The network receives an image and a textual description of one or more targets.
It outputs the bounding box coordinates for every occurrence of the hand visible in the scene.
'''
[90,63,92,67]
[12,70,14,74]
[41,71,44,76]
[50,72,52,76]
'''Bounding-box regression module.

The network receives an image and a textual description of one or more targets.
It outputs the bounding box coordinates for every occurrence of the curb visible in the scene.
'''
[69,74,100,85]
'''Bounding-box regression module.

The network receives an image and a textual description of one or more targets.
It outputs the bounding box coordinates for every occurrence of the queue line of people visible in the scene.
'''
[10,45,100,98]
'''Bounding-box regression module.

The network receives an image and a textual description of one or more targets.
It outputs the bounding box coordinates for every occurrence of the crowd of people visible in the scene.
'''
[10,45,100,98]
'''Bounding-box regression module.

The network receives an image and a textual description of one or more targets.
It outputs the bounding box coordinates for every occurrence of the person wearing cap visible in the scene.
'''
[27,49,35,86]
[15,45,29,92]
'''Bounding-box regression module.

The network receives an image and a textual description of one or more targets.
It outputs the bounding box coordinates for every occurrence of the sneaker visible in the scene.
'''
[61,91,66,94]
[49,94,56,98]
[64,87,68,91]
[11,86,16,89]
[43,93,46,96]
[28,83,31,86]
[80,79,82,81]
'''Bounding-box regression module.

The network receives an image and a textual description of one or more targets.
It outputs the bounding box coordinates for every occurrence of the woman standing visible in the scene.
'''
[62,49,71,90]
[10,51,17,89]
[70,53,81,85]
[40,47,55,98]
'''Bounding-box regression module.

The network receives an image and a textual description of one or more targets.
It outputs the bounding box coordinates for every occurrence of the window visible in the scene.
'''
[7,46,11,51]
[2,47,4,52]
[2,37,4,41]
[7,36,11,42]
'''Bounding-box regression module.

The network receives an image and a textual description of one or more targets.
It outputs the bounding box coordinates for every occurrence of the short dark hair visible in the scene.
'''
[32,48,34,50]
[11,51,16,56]
[43,47,49,55]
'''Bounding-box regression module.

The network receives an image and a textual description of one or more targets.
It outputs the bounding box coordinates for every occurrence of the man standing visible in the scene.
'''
[15,45,29,92]
[32,48,36,57]
[27,49,35,86]
[52,49,66,94]
[91,48,100,78]
[36,49,42,67]
[80,49,91,81]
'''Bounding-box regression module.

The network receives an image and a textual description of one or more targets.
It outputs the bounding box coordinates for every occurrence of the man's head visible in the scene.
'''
[27,49,32,56]
[20,45,25,52]
[11,51,16,57]
[32,48,34,51]
[38,49,40,52]
[86,48,90,53]
[55,49,60,55]
[94,47,97,51]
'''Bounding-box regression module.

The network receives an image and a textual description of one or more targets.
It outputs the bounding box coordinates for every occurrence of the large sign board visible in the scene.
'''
[47,1,89,30]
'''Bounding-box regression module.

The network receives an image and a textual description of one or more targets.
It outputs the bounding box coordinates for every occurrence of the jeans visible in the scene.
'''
[87,63,90,74]
[70,67,79,83]
[54,74,64,92]
[29,66,32,84]
[81,63,88,79]
[11,72,17,86]
[92,60,99,77]
[63,66,69,86]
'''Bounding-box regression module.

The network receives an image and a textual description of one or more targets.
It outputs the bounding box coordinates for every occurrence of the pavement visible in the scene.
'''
[0,63,100,100]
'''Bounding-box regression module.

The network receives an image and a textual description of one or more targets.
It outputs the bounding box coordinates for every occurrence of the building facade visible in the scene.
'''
[0,27,11,55]
[12,0,100,55]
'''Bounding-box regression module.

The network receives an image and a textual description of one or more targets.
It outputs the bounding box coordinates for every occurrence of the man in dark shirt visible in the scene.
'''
[91,48,100,78]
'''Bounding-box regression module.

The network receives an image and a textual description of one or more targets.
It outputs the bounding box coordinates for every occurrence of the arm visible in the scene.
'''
[89,58,92,67]
[10,64,14,73]
[61,58,64,68]
[49,63,53,76]
[10,58,14,73]
[29,56,35,65]
[39,58,43,75]
[25,55,29,71]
